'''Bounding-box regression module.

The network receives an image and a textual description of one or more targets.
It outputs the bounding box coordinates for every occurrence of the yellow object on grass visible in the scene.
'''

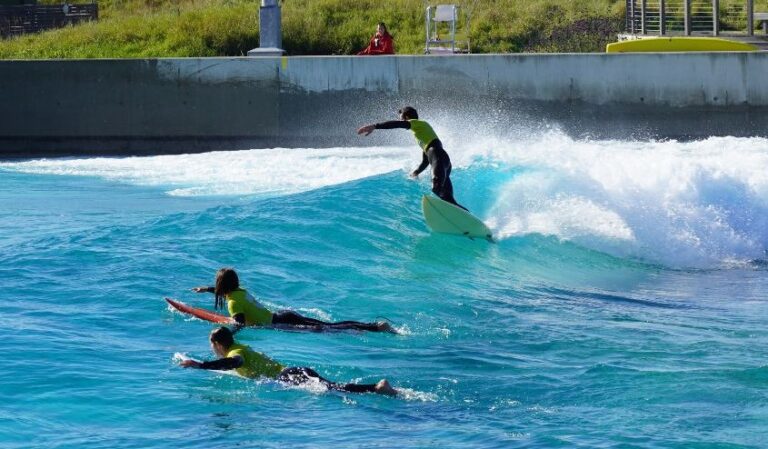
[606,37,758,53]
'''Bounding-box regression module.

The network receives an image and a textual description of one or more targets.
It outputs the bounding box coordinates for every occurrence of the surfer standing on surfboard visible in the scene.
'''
[357,106,467,211]
[192,268,394,333]
[179,327,398,396]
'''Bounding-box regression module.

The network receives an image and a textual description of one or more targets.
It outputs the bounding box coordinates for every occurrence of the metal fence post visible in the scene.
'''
[713,0,719,35]
[684,0,691,35]
[247,0,285,56]
[747,0,754,36]
[641,0,647,34]
[660,0,665,35]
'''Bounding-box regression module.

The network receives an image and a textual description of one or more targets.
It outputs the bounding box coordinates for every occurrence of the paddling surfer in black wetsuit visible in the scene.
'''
[357,106,467,211]
[192,268,395,333]
[179,327,398,396]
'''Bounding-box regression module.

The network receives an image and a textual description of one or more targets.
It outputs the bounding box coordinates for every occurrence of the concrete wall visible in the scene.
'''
[1,53,767,157]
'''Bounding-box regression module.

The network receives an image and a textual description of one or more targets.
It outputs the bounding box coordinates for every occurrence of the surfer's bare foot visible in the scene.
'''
[374,379,397,396]
[376,321,394,333]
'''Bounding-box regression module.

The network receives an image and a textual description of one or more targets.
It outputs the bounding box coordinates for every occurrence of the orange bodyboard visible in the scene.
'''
[165,298,234,324]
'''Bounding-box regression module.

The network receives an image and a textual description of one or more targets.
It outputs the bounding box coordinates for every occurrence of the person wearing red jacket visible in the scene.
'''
[357,22,395,55]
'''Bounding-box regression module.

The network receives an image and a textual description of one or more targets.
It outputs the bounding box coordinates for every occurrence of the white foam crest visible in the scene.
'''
[470,132,768,268]
[395,387,439,402]
[281,376,331,395]
[293,307,333,322]
[391,324,412,336]
[0,147,413,197]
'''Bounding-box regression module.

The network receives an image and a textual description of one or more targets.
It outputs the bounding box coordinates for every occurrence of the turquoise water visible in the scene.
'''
[2,132,768,448]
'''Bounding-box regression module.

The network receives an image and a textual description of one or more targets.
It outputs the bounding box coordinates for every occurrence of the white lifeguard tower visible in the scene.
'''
[425,3,475,54]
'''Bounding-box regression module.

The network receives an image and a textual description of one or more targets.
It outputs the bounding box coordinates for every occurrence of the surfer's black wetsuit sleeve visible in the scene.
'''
[414,152,429,176]
[230,313,246,336]
[374,120,411,130]
[199,356,243,371]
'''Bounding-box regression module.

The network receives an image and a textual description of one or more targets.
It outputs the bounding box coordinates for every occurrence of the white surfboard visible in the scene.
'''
[421,195,494,242]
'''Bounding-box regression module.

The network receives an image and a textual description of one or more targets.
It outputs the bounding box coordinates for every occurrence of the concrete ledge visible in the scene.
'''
[1,53,767,157]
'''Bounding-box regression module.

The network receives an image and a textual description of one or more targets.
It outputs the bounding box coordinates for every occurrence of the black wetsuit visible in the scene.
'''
[271,310,386,332]
[231,310,388,332]
[374,120,467,210]
[278,367,380,393]
[200,358,379,393]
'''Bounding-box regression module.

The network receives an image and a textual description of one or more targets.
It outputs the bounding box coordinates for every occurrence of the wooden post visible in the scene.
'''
[713,0,719,35]
[747,0,754,36]
[660,0,666,35]
[684,0,691,35]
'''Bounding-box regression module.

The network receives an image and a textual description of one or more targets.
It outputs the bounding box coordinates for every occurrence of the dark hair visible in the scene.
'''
[210,327,234,348]
[399,106,418,120]
[214,268,239,310]
[377,22,388,34]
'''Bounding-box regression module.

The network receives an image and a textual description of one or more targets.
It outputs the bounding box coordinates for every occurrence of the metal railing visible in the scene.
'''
[625,0,765,35]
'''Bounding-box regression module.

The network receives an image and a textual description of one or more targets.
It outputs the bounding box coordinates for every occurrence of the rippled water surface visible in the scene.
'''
[2,131,768,448]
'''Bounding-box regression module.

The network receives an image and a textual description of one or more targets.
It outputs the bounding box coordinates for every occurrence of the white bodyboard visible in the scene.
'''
[421,195,494,242]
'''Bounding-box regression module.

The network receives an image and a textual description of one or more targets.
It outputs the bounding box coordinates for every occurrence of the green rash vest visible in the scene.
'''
[226,289,273,326]
[226,344,284,379]
[408,119,440,151]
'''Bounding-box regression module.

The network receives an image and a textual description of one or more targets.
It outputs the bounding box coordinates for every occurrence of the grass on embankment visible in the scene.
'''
[0,0,628,58]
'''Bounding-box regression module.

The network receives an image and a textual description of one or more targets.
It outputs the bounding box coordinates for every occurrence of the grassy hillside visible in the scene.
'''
[0,0,626,58]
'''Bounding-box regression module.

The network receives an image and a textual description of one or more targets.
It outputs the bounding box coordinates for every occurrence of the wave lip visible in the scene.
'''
[4,132,768,269]
[477,134,768,269]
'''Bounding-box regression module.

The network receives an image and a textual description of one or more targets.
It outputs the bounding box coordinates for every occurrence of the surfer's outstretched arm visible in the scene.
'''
[357,120,410,136]
[373,120,411,130]
[192,286,214,294]
[357,124,376,136]
[180,355,243,371]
